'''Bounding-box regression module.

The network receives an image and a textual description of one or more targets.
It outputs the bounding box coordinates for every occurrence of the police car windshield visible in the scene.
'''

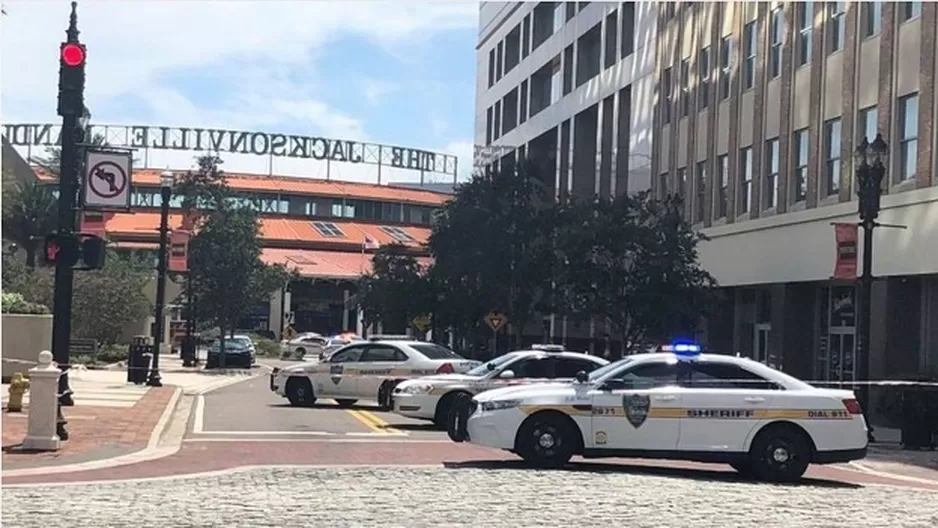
[467,353,517,376]
[587,357,635,382]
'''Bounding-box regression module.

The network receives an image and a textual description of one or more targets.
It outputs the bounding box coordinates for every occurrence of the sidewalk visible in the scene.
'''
[0,366,261,472]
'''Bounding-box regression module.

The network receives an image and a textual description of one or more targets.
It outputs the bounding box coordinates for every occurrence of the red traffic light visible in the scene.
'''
[61,43,85,67]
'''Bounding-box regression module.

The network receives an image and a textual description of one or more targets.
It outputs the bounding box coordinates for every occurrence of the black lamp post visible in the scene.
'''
[854,133,888,440]
[147,169,174,387]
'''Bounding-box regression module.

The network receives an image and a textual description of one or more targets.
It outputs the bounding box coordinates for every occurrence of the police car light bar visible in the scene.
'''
[368,335,412,341]
[660,342,702,355]
[531,344,565,352]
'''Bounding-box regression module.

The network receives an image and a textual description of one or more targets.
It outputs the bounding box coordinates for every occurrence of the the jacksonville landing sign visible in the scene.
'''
[3,123,458,176]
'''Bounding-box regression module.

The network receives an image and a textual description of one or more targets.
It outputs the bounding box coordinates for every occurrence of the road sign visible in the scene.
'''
[485,312,508,333]
[411,315,431,332]
[285,311,295,325]
[83,149,133,210]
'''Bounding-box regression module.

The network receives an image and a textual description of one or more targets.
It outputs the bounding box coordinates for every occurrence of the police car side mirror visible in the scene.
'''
[498,370,515,379]
[486,363,496,371]
[575,371,589,383]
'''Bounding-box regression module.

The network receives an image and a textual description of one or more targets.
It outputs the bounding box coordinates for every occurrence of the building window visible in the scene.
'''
[680,59,690,117]
[742,22,756,90]
[900,2,922,22]
[604,10,618,70]
[824,118,842,196]
[312,221,345,237]
[828,3,845,54]
[522,15,531,59]
[738,147,752,214]
[897,93,919,182]
[519,80,529,125]
[553,2,565,33]
[857,106,877,143]
[793,129,808,203]
[695,161,707,223]
[380,226,415,243]
[550,59,563,105]
[720,36,732,100]
[769,7,782,78]
[620,1,635,58]
[658,172,670,199]
[661,67,672,124]
[797,2,813,66]
[716,155,728,219]
[862,2,882,37]
[496,41,504,81]
[699,46,710,109]
[765,138,779,210]
[677,167,687,197]
[488,49,496,88]
[485,107,493,145]
[493,101,502,140]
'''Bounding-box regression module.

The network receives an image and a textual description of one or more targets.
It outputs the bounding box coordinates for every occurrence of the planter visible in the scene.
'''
[1,313,53,382]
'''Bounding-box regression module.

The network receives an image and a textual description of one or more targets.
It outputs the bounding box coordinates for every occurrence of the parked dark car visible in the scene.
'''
[206,338,255,368]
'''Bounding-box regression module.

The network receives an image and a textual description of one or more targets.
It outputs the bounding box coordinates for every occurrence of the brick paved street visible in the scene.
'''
[4,465,938,528]
[1,386,175,469]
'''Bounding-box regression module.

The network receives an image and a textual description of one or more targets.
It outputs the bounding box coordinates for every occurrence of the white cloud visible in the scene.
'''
[362,79,399,106]
[1,0,478,184]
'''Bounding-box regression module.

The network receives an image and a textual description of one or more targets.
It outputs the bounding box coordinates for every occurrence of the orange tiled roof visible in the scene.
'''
[262,248,432,279]
[33,167,450,207]
[103,212,430,249]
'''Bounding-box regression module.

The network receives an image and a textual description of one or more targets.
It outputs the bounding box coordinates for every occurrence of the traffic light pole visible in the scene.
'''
[51,3,85,425]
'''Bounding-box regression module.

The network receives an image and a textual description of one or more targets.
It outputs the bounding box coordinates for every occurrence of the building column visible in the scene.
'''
[268,288,283,337]
[355,308,364,336]
[342,289,350,331]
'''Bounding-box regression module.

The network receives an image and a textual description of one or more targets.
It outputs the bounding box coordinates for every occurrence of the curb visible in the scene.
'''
[845,460,938,487]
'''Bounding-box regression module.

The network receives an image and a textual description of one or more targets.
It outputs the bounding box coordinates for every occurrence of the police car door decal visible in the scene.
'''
[623,394,650,428]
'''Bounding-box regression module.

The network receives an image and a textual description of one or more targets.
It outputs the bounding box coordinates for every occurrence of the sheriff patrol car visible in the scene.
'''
[451,344,868,482]
[392,345,609,428]
[269,336,480,409]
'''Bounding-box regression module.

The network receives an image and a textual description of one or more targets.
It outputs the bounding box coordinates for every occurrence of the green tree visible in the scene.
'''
[185,155,289,367]
[358,244,433,333]
[4,249,153,345]
[554,192,718,354]
[1,176,56,267]
[427,160,556,349]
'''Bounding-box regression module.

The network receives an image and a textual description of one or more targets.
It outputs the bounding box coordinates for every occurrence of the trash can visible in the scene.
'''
[127,335,154,385]
[181,335,197,367]
[900,385,937,450]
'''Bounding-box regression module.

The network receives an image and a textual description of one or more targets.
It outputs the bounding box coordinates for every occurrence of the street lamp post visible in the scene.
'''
[854,133,888,441]
[147,169,174,387]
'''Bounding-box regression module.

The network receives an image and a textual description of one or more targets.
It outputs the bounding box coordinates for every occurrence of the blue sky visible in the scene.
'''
[1,1,479,183]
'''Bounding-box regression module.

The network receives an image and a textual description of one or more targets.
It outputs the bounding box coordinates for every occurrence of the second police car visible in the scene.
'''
[449,343,869,482]
[269,336,481,409]
[393,345,609,428]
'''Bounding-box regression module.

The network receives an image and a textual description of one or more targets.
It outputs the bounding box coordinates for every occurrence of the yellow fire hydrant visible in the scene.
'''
[7,372,29,413]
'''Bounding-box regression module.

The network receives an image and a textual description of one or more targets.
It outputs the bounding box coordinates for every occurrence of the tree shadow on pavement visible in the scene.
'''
[443,460,862,489]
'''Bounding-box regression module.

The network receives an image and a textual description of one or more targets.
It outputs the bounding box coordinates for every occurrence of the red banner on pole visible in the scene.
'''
[832,223,858,280]
[168,230,190,272]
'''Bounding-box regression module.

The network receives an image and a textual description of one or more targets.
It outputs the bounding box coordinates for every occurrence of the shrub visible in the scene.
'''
[1,291,50,314]
[254,338,280,357]
[96,344,129,364]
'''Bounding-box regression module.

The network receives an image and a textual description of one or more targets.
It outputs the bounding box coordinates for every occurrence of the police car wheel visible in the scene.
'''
[516,414,575,469]
[749,425,811,482]
[435,391,470,429]
[378,380,398,411]
[447,393,473,443]
[286,378,316,407]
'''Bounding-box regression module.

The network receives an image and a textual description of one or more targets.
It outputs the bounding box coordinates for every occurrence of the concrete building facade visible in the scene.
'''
[475,1,658,199]
[650,2,938,381]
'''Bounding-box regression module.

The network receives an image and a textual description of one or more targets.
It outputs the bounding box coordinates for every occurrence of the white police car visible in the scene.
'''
[269,336,480,409]
[392,345,609,428]
[452,343,869,482]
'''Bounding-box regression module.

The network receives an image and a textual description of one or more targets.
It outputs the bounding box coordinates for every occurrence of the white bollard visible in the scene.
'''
[22,350,61,451]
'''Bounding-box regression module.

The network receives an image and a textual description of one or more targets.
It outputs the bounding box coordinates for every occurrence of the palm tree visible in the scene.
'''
[2,174,57,268]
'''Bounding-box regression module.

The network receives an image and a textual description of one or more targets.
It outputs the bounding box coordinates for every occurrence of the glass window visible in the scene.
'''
[742,21,756,90]
[765,138,779,210]
[716,154,728,219]
[857,106,878,144]
[900,2,922,22]
[738,147,752,214]
[677,167,687,197]
[312,221,345,237]
[661,67,672,124]
[550,60,563,105]
[554,357,604,378]
[698,46,710,109]
[797,2,813,66]
[695,161,707,223]
[769,7,783,78]
[793,129,809,203]
[410,343,462,360]
[330,346,365,363]
[553,2,565,33]
[828,2,845,54]
[361,346,407,362]
[379,226,415,242]
[720,36,732,100]
[614,362,679,390]
[487,49,496,88]
[658,172,669,199]
[862,2,882,37]
[680,362,780,390]
[824,118,842,196]
[508,357,554,378]
[468,353,517,376]
[898,93,919,182]
[680,59,690,117]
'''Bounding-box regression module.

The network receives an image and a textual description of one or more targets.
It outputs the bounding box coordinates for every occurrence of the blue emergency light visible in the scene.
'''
[661,341,701,359]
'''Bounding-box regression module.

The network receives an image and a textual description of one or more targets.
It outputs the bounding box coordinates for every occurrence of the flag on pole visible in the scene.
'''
[360,234,380,275]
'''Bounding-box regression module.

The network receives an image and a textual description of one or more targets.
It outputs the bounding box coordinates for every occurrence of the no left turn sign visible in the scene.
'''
[83,149,133,210]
